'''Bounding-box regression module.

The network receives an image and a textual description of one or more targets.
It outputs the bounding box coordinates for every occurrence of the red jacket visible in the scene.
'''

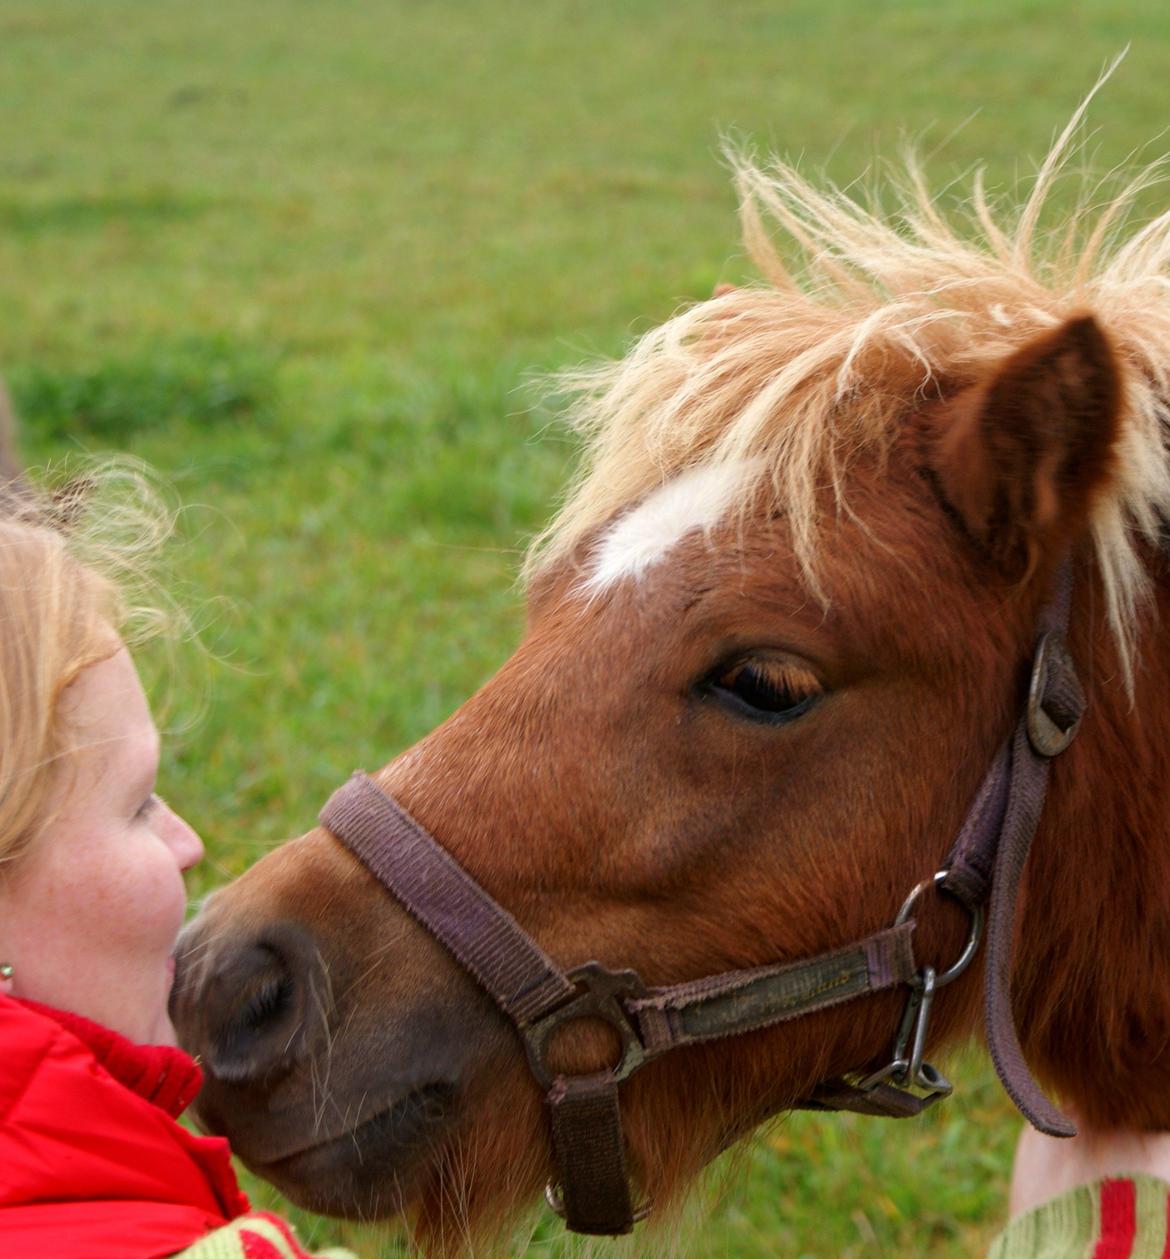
[0,993,250,1258]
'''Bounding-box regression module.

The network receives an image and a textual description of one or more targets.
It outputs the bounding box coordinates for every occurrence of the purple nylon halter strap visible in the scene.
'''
[319,776,922,1234]
[627,926,915,1053]
[318,772,575,1026]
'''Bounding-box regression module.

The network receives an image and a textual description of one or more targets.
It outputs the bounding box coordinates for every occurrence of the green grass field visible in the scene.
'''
[2,2,1167,1253]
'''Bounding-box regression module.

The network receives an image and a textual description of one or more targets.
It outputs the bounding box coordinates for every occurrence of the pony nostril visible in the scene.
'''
[200,924,328,1086]
[241,974,295,1031]
[212,963,298,1079]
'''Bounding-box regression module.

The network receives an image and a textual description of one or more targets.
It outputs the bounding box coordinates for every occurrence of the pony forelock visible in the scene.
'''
[526,83,1170,676]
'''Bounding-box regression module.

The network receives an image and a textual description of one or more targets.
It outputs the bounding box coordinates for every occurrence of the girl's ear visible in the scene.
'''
[931,315,1123,578]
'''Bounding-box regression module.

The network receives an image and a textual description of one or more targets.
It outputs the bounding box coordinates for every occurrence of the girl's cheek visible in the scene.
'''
[113,854,188,949]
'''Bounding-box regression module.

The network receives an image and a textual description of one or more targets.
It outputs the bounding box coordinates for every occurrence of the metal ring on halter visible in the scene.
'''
[544,1181,652,1225]
[522,962,649,1093]
[895,870,984,988]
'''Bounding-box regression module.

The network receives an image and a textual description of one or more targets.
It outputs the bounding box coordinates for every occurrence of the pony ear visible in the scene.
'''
[931,315,1123,577]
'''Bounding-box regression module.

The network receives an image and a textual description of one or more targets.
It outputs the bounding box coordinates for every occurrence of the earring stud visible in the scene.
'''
[0,964,13,981]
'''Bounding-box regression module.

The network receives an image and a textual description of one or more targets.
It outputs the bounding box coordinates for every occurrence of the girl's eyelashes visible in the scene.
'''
[135,793,160,820]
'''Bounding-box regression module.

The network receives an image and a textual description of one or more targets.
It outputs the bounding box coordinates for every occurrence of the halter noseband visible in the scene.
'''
[319,570,1084,1236]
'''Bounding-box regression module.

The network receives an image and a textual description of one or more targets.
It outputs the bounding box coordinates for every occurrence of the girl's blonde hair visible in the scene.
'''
[0,461,179,866]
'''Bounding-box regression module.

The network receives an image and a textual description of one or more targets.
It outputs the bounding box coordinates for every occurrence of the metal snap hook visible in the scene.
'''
[856,965,954,1101]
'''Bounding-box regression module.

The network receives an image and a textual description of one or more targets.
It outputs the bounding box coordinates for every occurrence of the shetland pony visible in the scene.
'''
[173,98,1170,1250]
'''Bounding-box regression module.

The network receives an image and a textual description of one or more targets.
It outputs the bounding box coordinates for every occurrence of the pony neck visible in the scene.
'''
[1014,556,1170,1129]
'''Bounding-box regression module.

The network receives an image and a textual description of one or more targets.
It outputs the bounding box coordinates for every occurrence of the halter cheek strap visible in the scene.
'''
[318,568,1085,1235]
[937,573,1084,1137]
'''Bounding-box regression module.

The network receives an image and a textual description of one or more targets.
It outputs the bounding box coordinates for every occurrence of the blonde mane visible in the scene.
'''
[528,87,1170,672]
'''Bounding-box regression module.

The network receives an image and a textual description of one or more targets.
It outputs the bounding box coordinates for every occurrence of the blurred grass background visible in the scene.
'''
[2,1,1167,1253]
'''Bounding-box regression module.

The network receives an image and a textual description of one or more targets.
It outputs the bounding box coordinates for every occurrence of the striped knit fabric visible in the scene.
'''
[171,1177,1170,1258]
[170,1211,356,1259]
[988,1177,1170,1259]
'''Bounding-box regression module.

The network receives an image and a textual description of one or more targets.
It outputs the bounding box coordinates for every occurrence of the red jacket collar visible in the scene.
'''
[0,994,249,1257]
[16,998,203,1118]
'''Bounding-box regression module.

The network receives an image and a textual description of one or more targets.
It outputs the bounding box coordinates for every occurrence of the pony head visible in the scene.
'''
[173,106,1170,1249]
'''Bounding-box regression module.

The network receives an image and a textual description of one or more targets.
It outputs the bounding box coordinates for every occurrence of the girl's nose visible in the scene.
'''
[159,799,205,872]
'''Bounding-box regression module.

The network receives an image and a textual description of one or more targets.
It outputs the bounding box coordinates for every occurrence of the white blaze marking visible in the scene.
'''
[583,460,758,593]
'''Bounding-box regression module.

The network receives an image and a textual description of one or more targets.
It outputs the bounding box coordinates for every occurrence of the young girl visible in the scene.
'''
[0,474,355,1259]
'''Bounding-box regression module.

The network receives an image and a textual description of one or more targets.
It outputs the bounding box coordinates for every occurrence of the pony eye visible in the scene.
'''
[706,658,822,724]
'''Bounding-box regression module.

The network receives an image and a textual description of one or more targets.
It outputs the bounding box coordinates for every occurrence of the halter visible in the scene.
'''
[319,570,1085,1236]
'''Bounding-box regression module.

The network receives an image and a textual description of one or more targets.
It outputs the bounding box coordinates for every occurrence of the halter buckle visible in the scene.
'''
[522,962,650,1092]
